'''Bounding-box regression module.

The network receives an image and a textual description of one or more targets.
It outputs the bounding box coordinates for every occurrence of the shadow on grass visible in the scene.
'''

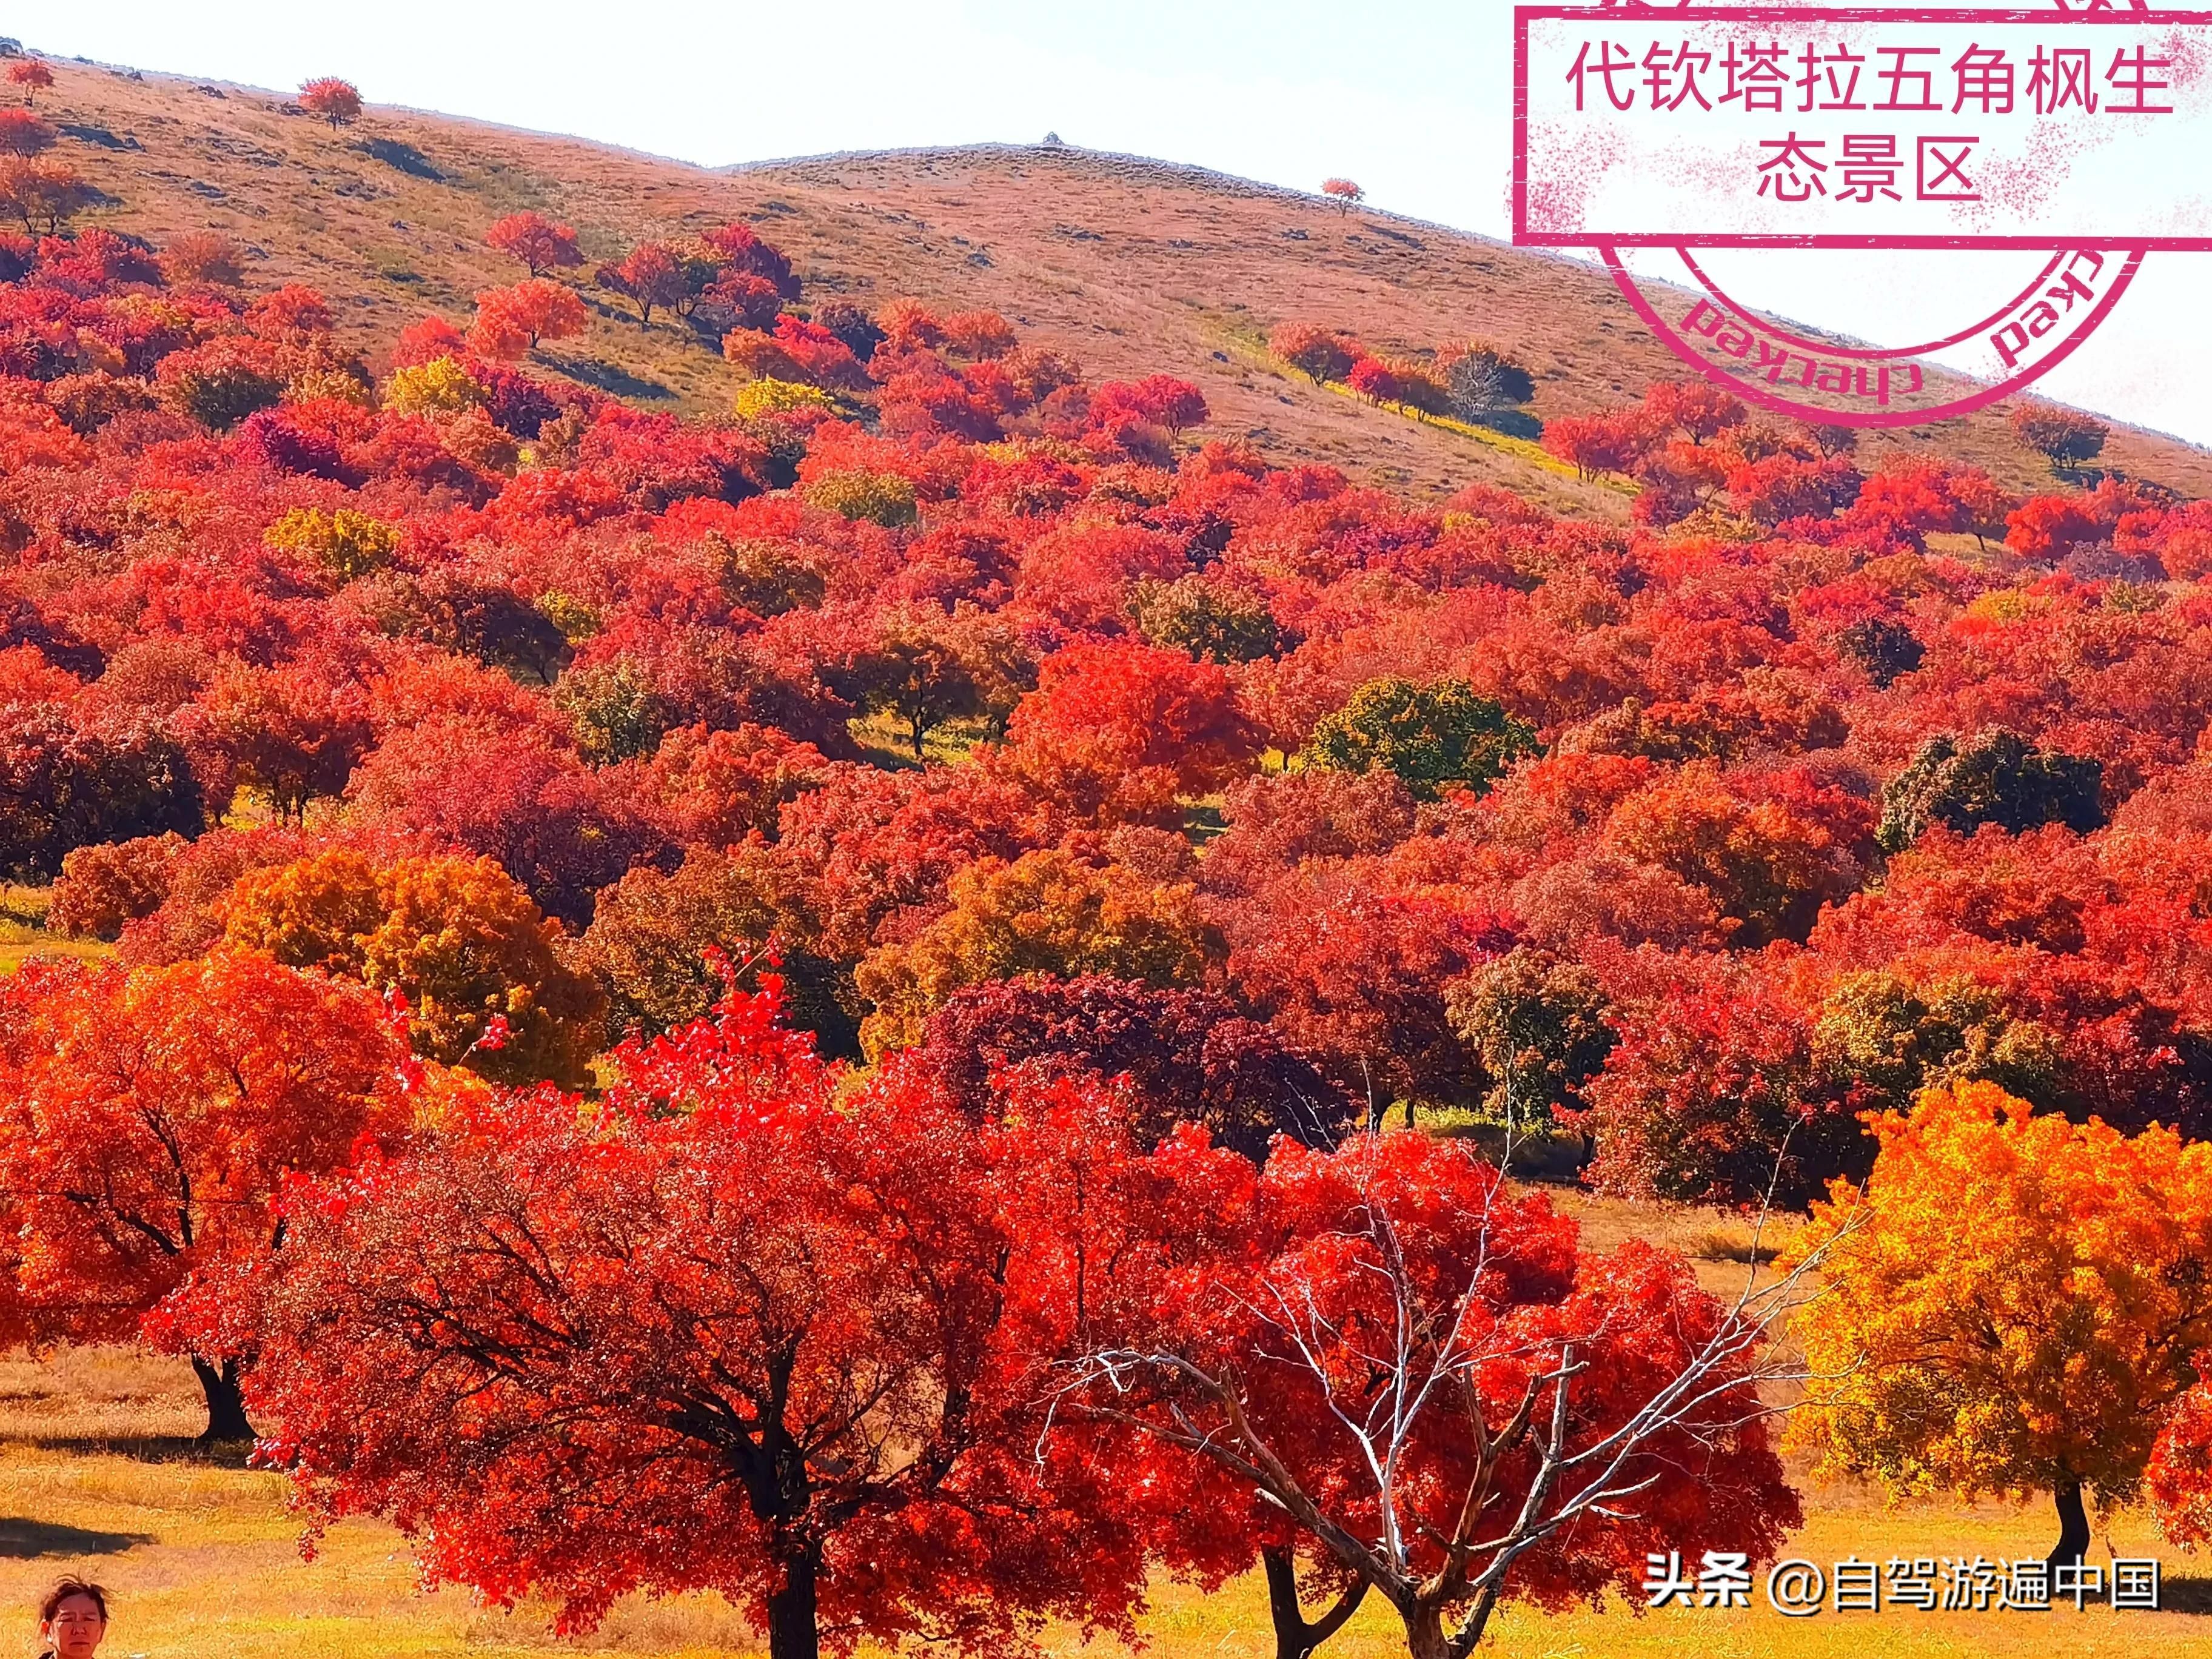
[5,1432,255,1469]
[537,353,676,400]
[1422,1119,1590,1184]
[0,1517,153,1559]
[357,137,446,181]
[1466,408,1544,441]
[2160,1574,2212,1615]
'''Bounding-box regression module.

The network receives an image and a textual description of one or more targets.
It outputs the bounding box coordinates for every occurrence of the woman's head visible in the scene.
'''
[36,1579,107,1659]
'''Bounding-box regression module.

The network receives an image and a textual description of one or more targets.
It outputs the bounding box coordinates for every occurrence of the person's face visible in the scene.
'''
[41,1594,106,1659]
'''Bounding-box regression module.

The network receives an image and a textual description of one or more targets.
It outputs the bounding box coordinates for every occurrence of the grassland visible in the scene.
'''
[5,1196,2208,1659]
[27,56,2212,520]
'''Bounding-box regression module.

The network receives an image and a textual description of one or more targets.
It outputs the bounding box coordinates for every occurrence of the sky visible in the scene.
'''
[16,0,2211,449]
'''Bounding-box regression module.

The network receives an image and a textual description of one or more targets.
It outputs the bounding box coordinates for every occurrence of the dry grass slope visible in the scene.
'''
[32,57,2212,523]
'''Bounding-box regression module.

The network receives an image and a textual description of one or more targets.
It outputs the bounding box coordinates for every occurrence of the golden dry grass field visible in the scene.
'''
[4,1192,2207,1659]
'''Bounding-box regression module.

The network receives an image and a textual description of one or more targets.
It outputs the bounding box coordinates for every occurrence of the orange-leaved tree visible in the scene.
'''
[0,951,407,1439]
[1788,1080,2212,1568]
[220,847,606,1088]
[469,279,588,360]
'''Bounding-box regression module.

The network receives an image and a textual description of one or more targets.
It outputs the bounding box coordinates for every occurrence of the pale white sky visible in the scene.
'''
[16,1,2211,451]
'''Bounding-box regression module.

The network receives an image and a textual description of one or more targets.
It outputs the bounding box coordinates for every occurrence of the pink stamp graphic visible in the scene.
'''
[1511,2,2209,425]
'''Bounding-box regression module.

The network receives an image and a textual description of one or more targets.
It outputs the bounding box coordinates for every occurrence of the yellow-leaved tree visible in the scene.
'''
[852,847,1221,1058]
[1788,1079,2212,1567]
[221,848,605,1089]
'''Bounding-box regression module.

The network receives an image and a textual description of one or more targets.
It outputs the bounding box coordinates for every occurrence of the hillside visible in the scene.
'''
[34,55,2212,510]
[14,41,2212,1659]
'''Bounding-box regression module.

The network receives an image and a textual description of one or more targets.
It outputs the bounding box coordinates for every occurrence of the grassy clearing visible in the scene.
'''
[845,710,990,770]
[1309,378,1639,495]
[1208,326,1631,498]
[0,885,113,976]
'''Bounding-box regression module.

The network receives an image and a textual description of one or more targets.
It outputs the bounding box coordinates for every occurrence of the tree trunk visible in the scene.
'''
[764,1550,820,1659]
[2046,1477,2091,1572]
[1399,1601,1450,1659]
[1262,1547,1367,1659]
[190,1355,255,1443]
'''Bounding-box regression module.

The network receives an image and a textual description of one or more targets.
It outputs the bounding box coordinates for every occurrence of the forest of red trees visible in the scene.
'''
[4,190,2212,1657]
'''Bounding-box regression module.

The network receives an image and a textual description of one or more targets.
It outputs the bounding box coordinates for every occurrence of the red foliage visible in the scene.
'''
[485,212,582,277]
[247,995,1153,1652]
[6,62,53,104]
[183,659,374,823]
[913,973,1355,1156]
[1540,409,1659,480]
[595,242,686,324]
[1091,375,1207,434]
[345,718,671,925]
[298,78,363,127]
[469,280,588,359]
[642,721,832,849]
[0,220,2208,1409]
[1575,955,1855,1208]
[0,950,405,1434]
[1005,641,1258,825]
[0,109,53,157]
[1224,862,1510,1104]
[1047,1128,1800,1653]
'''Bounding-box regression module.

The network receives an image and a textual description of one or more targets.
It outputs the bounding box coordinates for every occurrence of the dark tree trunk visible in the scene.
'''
[764,1550,820,1659]
[1262,1547,1368,1659]
[190,1355,255,1443]
[2047,1477,2092,1572]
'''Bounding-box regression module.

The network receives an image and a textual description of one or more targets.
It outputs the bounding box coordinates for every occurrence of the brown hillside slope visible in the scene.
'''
[34,55,2212,510]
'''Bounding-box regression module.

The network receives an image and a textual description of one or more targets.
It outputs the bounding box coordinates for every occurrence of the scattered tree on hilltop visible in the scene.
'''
[0,109,53,156]
[159,229,243,286]
[1540,410,1657,480]
[0,157,93,234]
[469,278,588,358]
[7,61,53,107]
[1271,322,1360,384]
[595,241,687,324]
[298,78,363,128]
